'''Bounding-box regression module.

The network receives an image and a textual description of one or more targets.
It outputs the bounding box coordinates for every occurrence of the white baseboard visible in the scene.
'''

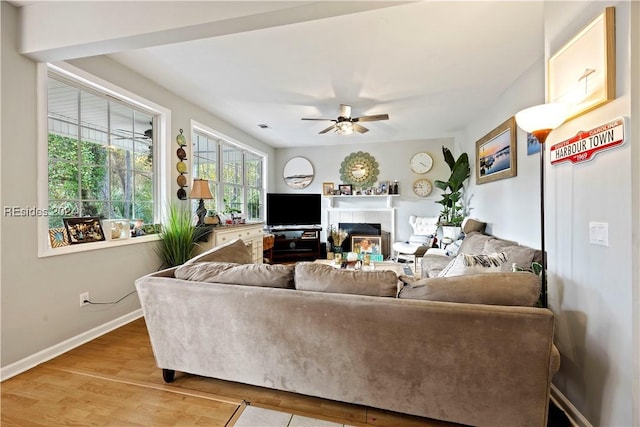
[551,384,593,427]
[0,309,143,382]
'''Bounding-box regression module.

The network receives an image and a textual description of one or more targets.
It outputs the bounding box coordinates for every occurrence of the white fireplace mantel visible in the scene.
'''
[323,194,399,208]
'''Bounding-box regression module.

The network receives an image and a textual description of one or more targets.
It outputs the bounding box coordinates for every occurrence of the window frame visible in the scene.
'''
[38,62,171,257]
[191,120,266,222]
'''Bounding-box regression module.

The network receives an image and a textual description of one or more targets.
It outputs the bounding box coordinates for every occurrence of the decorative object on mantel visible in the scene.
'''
[548,7,615,123]
[338,184,352,196]
[434,146,471,230]
[176,129,188,200]
[475,117,517,184]
[190,179,214,226]
[339,151,379,188]
[283,156,314,189]
[322,182,334,196]
[515,102,569,308]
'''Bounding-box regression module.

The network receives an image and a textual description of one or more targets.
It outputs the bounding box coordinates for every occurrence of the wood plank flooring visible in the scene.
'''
[1,318,460,426]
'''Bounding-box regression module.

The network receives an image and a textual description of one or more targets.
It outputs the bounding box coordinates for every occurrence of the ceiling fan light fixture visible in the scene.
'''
[336,121,354,135]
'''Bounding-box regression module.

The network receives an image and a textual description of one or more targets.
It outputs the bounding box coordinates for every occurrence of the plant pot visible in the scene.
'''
[442,225,462,241]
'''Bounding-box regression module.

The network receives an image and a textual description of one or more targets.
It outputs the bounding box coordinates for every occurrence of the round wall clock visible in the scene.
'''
[410,152,433,174]
[412,178,433,197]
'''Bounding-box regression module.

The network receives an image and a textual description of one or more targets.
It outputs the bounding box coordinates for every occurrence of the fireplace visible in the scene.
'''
[337,222,390,258]
[326,208,396,259]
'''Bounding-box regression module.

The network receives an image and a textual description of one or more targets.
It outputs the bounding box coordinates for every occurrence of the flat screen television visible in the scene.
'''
[266,193,321,226]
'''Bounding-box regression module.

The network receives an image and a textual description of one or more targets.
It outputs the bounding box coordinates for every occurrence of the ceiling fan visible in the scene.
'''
[301,104,389,135]
[114,122,153,142]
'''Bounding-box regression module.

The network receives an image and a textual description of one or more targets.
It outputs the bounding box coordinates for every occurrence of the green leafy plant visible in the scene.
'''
[156,203,197,268]
[434,146,471,227]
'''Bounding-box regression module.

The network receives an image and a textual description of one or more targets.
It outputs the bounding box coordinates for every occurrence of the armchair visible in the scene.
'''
[392,215,438,269]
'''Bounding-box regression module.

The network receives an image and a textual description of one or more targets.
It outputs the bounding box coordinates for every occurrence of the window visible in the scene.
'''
[47,73,157,228]
[192,125,265,221]
[39,63,169,256]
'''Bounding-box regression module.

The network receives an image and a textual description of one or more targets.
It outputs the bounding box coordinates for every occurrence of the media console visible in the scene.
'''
[268,225,321,262]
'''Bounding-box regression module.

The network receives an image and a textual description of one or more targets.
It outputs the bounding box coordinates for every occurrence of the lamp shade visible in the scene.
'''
[515,103,568,132]
[189,179,213,200]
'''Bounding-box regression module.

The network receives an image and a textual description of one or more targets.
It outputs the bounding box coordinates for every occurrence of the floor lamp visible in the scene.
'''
[189,179,214,226]
[515,103,568,308]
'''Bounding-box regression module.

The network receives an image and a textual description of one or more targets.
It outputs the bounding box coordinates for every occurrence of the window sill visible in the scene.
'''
[39,233,160,258]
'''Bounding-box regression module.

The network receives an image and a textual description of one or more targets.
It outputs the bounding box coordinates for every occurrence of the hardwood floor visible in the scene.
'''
[1,318,460,426]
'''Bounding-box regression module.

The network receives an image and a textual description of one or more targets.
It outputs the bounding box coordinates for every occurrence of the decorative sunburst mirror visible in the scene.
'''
[339,151,379,188]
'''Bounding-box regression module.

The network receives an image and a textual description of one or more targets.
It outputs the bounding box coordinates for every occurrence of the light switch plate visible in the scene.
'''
[589,222,609,246]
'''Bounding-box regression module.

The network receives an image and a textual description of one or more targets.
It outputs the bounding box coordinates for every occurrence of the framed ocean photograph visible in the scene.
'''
[476,117,517,184]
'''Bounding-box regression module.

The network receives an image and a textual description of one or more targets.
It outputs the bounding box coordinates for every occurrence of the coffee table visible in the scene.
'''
[313,259,413,277]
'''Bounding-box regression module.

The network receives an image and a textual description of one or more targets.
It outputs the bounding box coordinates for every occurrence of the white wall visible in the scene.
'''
[462,59,545,248]
[461,2,637,425]
[544,2,635,425]
[0,2,275,370]
[274,138,454,243]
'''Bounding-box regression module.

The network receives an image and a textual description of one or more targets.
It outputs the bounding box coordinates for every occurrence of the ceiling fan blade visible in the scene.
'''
[354,114,389,122]
[301,118,334,121]
[319,124,338,134]
[353,123,369,134]
[339,104,352,118]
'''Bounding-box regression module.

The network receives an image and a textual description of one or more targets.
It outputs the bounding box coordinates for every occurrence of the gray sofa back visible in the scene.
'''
[136,269,558,426]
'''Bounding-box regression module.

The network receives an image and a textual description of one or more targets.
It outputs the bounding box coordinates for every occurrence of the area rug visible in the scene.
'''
[232,405,356,427]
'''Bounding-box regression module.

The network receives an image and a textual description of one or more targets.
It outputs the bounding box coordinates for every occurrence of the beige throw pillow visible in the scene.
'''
[185,238,252,265]
[398,272,541,306]
[294,262,398,297]
[175,262,295,288]
[484,239,538,272]
[438,252,507,277]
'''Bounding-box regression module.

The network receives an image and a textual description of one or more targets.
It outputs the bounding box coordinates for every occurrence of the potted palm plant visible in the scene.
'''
[434,146,471,240]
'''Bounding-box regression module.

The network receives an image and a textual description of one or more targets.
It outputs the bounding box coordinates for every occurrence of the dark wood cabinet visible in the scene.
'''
[271,227,321,262]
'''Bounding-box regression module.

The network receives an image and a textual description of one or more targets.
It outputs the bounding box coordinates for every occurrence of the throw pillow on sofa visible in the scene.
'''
[438,252,507,277]
[185,238,252,265]
[294,262,398,297]
[484,239,542,272]
[398,272,541,306]
[175,262,295,288]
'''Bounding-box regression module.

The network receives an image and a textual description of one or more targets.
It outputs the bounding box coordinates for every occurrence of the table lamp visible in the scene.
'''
[189,179,214,226]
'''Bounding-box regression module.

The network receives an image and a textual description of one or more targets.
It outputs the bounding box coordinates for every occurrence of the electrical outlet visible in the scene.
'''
[79,292,90,307]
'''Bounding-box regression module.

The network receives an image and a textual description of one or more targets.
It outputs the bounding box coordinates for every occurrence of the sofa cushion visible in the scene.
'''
[421,253,453,278]
[457,231,494,254]
[175,262,295,288]
[461,217,487,234]
[484,239,539,272]
[438,252,507,277]
[185,238,252,265]
[294,262,398,297]
[398,272,541,306]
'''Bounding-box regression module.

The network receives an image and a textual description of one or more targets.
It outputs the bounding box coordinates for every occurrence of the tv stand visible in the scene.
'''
[270,226,321,262]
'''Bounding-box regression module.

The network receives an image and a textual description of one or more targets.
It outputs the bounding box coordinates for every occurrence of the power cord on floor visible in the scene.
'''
[83,290,137,305]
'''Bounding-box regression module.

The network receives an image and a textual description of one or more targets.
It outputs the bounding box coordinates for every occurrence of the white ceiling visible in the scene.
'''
[106,1,544,148]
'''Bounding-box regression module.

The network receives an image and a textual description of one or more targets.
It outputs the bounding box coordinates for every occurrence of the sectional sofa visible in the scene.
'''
[136,239,559,427]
